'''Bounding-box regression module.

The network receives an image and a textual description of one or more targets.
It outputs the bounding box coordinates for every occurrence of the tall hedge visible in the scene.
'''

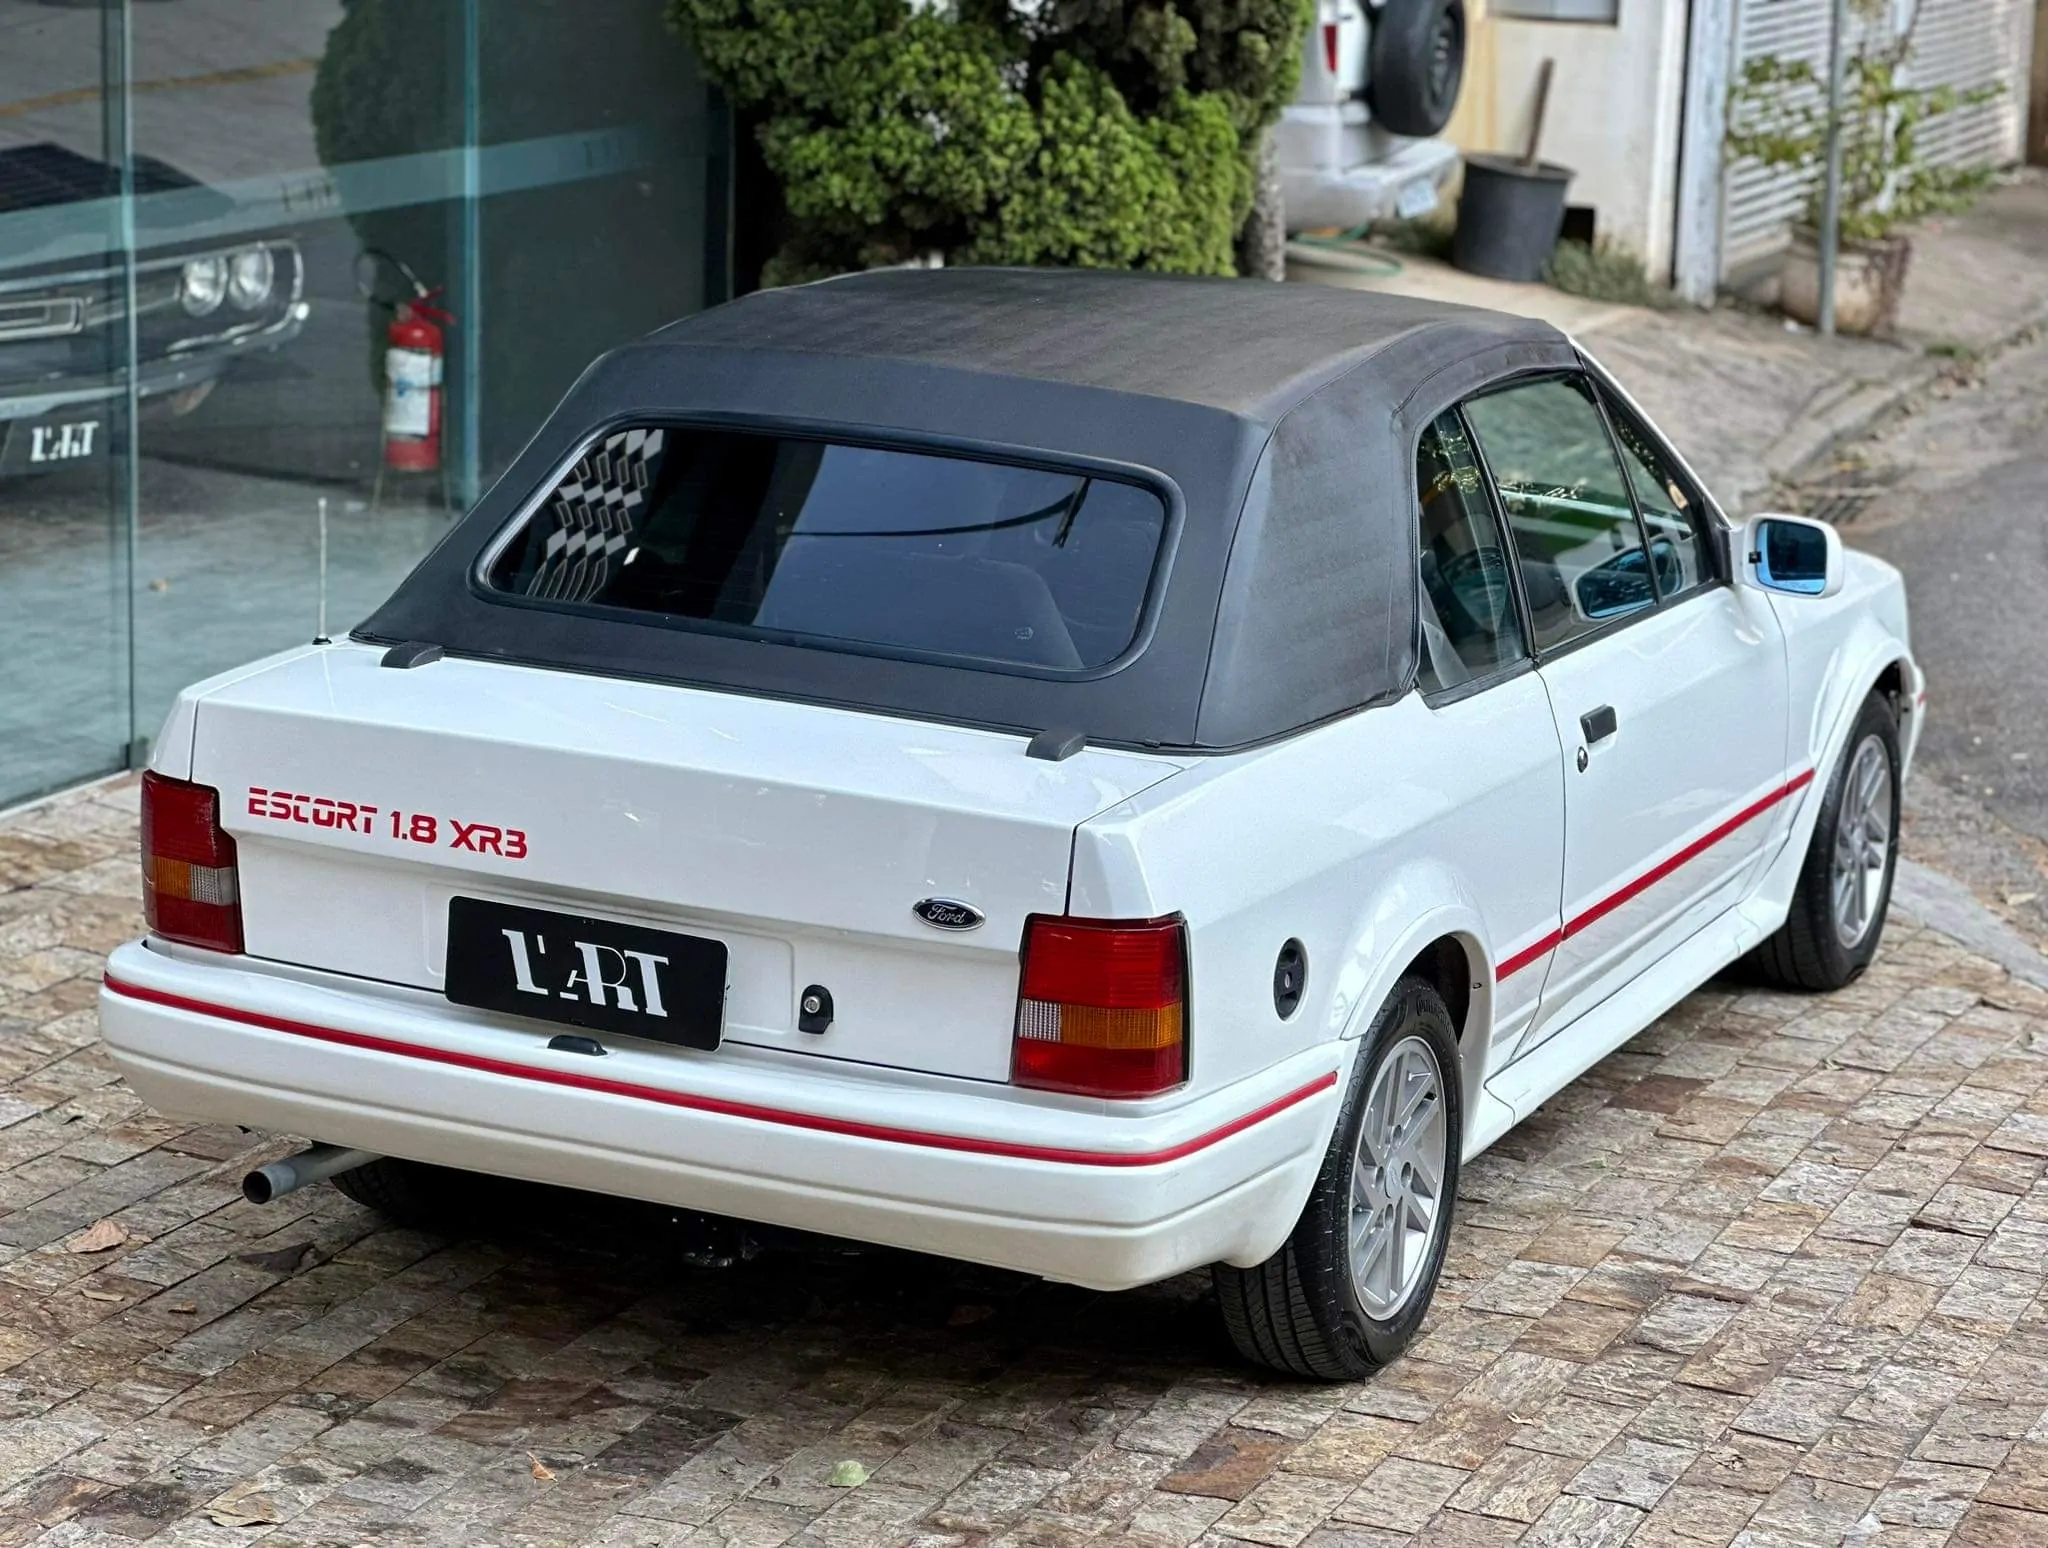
[669,0,1309,282]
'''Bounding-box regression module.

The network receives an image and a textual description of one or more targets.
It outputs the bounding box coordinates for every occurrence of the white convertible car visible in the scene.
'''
[102,272,1920,1379]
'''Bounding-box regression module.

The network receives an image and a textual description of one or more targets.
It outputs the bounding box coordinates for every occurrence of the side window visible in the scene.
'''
[1414,411,1527,695]
[1603,392,1713,597]
[1463,375,1653,652]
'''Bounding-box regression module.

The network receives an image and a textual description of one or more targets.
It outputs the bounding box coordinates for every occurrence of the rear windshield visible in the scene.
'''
[481,426,1170,671]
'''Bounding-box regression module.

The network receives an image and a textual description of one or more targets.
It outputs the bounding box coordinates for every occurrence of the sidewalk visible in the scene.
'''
[1289,170,2048,514]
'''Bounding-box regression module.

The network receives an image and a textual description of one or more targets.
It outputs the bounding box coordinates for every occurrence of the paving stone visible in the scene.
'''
[1211,1473,1354,1547]
[1335,1458,1468,1533]
[4,783,2046,1545]
[1127,1490,1233,1547]
[1569,1434,1697,1509]
[1741,1474,1878,1546]
[1445,1445,1583,1522]
[1976,1442,2048,1514]
[1512,1301,1645,1377]
[1873,1461,1994,1530]
[1520,1491,1646,1547]
[1630,1483,1760,1548]
[1158,1433,1293,1502]
[1506,1392,1637,1461]
[1278,1416,1410,1482]
[1685,1431,1806,1499]
[1914,1402,2044,1470]
[1952,1503,2048,1547]
[1406,1510,1522,1547]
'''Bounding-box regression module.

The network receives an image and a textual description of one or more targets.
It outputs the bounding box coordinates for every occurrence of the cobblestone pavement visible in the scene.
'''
[4,781,2047,1548]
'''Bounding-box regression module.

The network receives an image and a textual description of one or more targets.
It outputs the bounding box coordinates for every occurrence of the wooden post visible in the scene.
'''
[2031,0,2047,164]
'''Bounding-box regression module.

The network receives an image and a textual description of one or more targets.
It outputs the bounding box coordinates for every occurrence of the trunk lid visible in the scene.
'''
[188,644,1184,1083]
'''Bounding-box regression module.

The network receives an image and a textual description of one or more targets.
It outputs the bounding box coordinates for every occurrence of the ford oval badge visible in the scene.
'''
[913,897,985,932]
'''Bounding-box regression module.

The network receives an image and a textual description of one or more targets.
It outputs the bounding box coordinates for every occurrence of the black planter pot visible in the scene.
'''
[1451,153,1574,283]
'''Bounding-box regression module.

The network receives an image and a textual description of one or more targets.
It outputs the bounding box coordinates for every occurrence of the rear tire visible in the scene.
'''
[1213,976,1461,1380]
[1368,0,1467,139]
[1750,690,1901,991]
[330,1156,468,1227]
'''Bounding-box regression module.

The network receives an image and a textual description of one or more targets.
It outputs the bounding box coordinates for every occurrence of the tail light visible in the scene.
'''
[1323,20,1340,75]
[141,771,243,953]
[1013,915,1186,1098]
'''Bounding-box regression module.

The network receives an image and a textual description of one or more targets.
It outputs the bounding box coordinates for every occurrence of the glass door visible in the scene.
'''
[0,2,133,807]
[0,0,726,806]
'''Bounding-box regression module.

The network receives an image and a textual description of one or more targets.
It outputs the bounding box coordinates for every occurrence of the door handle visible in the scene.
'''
[1580,705,1618,745]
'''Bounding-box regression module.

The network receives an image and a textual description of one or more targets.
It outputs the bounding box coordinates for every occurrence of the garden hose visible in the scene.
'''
[1287,223,1407,277]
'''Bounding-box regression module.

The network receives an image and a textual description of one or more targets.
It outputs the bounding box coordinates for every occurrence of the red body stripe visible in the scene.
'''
[1498,768,1815,980]
[1497,930,1564,980]
[100,975,1335,1169]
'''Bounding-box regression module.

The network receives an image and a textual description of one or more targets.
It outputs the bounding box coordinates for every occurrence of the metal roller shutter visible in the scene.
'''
[1907,0,2031,171]
[1720,0,2030,275]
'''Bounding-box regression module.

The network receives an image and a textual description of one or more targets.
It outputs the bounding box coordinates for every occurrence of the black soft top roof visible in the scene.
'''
[358,269,1579,751]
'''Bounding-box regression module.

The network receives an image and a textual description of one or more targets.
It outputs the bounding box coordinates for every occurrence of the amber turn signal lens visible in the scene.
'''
[140,770,243,953]
[1013,914,1186,1097]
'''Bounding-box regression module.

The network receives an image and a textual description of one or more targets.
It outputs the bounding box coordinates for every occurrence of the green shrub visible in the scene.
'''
[1544,239,1678,309]
[669,0,1309,281]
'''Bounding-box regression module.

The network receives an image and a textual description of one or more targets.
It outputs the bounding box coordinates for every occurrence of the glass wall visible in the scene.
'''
[0,0,725,809]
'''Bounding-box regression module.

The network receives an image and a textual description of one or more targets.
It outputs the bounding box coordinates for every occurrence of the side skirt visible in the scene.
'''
[1463,904,1765,1159]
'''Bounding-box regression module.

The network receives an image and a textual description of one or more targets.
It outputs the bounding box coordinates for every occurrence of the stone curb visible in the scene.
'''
[1748,301,2048,509]
[1893,856,2048,990]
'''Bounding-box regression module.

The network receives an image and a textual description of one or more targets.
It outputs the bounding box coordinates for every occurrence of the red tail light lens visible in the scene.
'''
[141,771,243,953]
[1013,915,1186,1097]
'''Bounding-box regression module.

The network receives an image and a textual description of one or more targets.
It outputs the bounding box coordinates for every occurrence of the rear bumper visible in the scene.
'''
[99,941,1340,1290]
[1276,125,1459,232]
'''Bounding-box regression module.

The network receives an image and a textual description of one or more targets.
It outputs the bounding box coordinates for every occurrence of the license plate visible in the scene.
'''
[445,896,727,1050]
[1396,178,1439,221]
[0,414,105,475]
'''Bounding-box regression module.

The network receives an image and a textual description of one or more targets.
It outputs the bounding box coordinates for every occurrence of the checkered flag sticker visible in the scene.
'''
[525,427,665,602]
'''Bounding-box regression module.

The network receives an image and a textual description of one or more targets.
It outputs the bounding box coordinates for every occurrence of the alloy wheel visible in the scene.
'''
[1830,733,1893,949]
[1348,1034,1449,1319]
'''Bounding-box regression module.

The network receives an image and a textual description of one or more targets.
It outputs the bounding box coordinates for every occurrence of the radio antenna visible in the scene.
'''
[315,495,330,644]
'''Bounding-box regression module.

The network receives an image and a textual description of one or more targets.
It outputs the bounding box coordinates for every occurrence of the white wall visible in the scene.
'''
[1456,2,1693,278]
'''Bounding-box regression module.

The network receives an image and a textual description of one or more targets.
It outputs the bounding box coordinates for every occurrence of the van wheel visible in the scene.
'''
[1213,976,1461,1379]
[1368,0,1467,139]
[1751,691,1901,991]
[330,1156,467,1227]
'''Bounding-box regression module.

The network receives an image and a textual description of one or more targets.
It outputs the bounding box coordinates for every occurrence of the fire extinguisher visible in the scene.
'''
[382,290,453,472]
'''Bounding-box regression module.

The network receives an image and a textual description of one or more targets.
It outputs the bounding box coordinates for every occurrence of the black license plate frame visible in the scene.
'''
[0,413,107,476]
[444,896,727,1051]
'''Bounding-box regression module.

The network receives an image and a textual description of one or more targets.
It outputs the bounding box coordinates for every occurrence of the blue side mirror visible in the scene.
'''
[1745,515,1843,598]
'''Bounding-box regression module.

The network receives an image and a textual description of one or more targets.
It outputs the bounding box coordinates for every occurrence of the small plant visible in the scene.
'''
[1370,213,1456,262]
[1543,238,1677,309]
[1725,1,2000,245]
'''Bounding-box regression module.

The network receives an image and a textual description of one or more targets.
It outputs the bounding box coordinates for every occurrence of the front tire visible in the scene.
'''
[1214,976,1461,1380]
[1751,690,1901,991]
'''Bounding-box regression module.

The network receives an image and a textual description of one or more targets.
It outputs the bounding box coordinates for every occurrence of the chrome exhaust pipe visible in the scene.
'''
[242,1144,377,1205]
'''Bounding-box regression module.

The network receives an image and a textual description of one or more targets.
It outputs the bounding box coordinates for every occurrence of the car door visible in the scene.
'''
[1410,408,1567,1069]
[1461,372,1790,1055]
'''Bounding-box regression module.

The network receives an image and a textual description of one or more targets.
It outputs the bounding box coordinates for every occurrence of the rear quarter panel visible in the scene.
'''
[1070,689,1562,1130]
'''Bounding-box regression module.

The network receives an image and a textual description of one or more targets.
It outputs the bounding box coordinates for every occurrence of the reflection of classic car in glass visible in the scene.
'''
[0,143,305,478]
